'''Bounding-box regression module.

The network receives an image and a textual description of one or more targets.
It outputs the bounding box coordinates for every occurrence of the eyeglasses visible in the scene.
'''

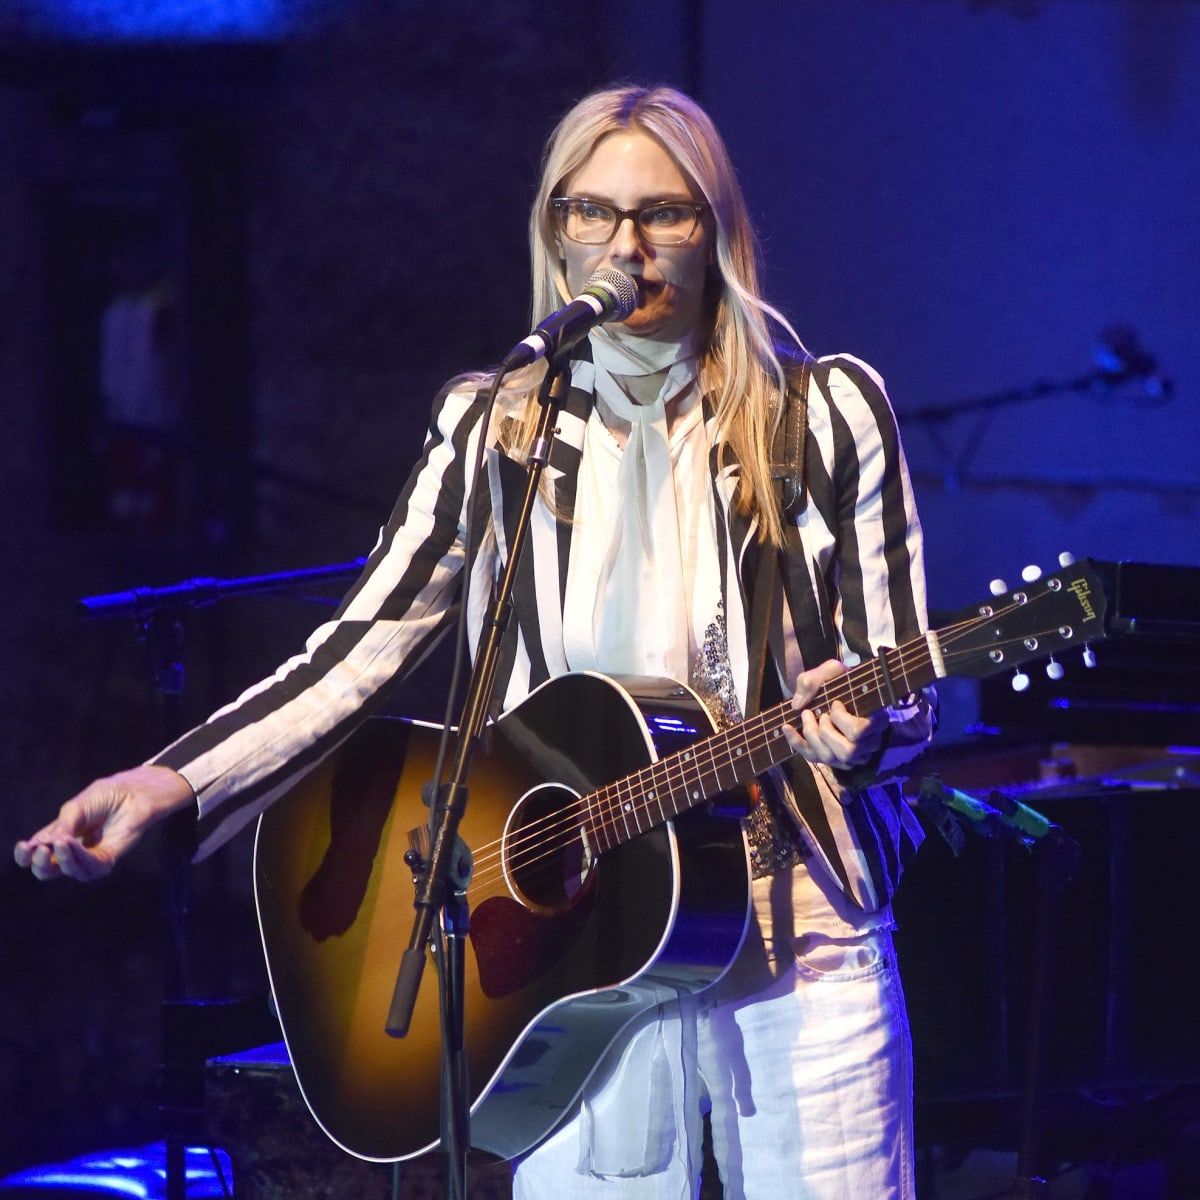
[550,196,708,246]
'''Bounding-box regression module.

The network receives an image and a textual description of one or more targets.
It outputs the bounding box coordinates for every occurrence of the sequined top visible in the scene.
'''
[691,607,810,880]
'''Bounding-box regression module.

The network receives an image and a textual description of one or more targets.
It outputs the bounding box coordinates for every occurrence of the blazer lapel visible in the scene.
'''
[705,401,761,577]
[485,356,596,692]
[704,400,756,716]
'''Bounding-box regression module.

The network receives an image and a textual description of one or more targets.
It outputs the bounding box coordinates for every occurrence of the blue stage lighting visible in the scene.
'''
[0,1143,232,1198]
[20,0,316,41]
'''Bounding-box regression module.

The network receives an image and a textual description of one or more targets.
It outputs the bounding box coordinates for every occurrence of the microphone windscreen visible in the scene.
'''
[584,267,639,321]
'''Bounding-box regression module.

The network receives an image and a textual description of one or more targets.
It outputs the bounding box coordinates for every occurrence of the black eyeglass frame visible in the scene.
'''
[549,196,709,246]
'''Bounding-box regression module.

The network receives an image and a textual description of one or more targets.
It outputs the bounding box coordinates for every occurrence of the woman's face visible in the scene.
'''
[558,129,712,342]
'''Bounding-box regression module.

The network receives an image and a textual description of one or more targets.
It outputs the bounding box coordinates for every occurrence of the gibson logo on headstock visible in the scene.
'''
[1068,577,1097,622]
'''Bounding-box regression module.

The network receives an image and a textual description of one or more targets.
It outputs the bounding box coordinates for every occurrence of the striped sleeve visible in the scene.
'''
[148,383,490,860]
[814,355,937,778]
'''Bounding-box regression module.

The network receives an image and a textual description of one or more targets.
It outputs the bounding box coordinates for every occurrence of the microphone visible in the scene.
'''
[500,267,639,372]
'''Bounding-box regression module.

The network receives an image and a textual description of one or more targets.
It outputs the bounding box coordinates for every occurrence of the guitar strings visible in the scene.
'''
[459,589,1071,899]
[465,612,1042,899]
[464,633,1028,902]
[466,629,929,878]
[464,592,1053,896]
[465,604,982,882]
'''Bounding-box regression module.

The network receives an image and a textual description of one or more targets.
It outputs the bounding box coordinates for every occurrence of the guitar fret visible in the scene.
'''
[647,780,667,825]
[643,767,669,830]
[592,788,614,853]
[665,750,690,816]
[629,779,645,837]
[581,792,603,854]
[749,723,783,773]
[676,758,695,813]
[632,775,650,835]
[614,778,637,840]
[858,664,877,715]
[729,738,751,778]
[599,662,929,855]
[899,645,930,697]
[839,669,861,718]
[874,658,888,705]
[709,752,740,794]
[682,746,705,808]
[707,730,742,795]
[608,783,625,842]
[765,718,793,768]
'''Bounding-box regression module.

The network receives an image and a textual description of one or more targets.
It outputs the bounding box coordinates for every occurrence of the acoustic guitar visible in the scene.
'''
[254,556,1109,1162]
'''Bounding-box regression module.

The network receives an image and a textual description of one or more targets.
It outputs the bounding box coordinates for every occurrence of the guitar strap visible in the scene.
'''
[744,350,812,719]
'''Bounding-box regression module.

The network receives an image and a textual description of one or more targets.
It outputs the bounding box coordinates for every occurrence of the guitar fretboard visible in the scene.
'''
[581,635,942,855]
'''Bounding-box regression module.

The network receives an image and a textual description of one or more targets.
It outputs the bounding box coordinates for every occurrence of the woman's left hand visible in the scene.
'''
[784,659,889,771]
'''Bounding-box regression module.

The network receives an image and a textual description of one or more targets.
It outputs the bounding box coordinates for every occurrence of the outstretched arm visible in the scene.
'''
[16,381,492,881]
[14,766,196,882]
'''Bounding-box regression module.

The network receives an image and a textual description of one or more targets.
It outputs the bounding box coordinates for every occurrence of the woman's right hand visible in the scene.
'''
[13,765,197,882]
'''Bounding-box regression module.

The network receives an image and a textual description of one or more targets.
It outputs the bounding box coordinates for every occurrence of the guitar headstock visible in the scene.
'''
[938,555,1110,687]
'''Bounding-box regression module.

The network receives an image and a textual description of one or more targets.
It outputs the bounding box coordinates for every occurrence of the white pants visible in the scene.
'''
[511,880,914,1199]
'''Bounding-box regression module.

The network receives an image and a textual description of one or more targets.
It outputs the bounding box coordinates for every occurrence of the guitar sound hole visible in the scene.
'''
[503,783,594,913]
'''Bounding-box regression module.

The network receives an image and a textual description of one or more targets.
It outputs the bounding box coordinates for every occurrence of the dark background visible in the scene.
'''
[1,0,1197,1186]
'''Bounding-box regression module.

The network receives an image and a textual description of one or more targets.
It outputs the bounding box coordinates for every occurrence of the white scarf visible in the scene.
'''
[588,325,697,378]
[562,330,701,679]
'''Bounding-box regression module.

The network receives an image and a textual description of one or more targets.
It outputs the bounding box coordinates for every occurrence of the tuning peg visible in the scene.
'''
[1058,551,1076,568]
[1083,644,1097,669]
[1011,669,1031,692]
[989,578,1008,596]
[1045,656,1065,681]
[1021,564,1043,583]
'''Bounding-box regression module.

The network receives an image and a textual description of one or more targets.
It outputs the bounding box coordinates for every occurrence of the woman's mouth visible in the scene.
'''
[636,279,663,304]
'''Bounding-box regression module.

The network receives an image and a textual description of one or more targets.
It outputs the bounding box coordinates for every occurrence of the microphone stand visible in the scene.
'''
[78,558,368,622]
[384,359,572,1200]
[902,349,1170,495]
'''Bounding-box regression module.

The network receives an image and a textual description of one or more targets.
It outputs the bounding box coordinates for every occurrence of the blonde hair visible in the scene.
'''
[503,84,806,546]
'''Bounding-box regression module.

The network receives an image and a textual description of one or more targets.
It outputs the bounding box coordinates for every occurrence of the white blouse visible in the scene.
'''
[562,373,720,684]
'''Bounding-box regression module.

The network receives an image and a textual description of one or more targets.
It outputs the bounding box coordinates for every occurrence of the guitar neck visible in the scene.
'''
[582,633,942,856]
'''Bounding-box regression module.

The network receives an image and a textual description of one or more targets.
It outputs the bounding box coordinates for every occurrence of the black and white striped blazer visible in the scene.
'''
[154,348,935,911]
